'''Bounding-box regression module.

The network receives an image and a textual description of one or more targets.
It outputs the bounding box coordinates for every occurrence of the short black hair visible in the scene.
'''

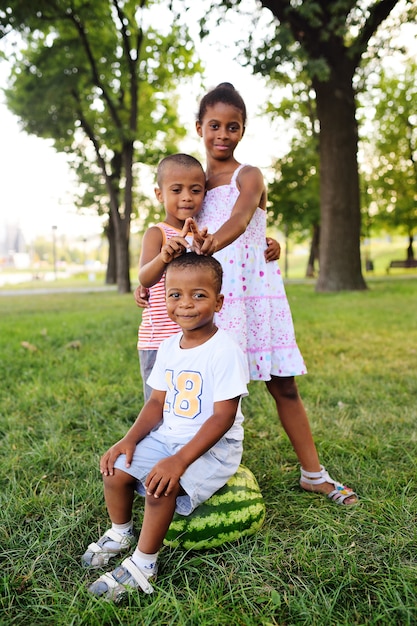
[156,153,204,187]
[166,252,223,294]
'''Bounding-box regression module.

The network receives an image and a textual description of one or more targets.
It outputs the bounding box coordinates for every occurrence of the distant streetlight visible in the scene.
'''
[52,225,57,280]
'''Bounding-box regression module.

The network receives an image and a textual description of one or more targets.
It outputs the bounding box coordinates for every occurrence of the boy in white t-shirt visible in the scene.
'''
[82,252,249,601]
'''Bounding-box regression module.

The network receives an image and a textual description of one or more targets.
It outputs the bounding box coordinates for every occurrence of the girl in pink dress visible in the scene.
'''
[194,83,357,504]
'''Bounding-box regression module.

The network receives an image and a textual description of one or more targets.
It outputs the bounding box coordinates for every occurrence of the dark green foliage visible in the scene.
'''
[1,1,201,291]
[361,61,417,248]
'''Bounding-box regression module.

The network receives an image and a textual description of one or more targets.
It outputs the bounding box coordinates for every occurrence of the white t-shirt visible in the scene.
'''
[147,328,249,441]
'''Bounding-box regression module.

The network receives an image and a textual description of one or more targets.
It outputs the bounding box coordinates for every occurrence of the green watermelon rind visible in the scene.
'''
[164,465,265,550]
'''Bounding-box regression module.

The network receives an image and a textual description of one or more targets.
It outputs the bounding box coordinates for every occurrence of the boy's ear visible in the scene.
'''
[196,120,203,137]
[154,187,163,203]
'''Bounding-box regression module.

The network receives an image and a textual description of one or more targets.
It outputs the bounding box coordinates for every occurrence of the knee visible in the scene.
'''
[267,376,300,402]
[103,468,135,490]
[145,483,181,508]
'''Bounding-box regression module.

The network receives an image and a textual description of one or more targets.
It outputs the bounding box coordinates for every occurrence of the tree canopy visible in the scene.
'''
[1,0,201,292]
[208,0,416,290]
[362,61,417,257]
[265,75,320,276]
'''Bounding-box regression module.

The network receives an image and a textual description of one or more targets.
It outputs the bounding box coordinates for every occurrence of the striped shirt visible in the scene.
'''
[137,223,184,350]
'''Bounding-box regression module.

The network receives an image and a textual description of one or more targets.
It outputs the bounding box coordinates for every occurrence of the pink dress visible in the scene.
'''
[196,164,307,381]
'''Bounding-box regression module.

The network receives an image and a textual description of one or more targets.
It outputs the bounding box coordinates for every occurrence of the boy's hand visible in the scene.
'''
[159,218,193,263]
[160,237,189,263]
[264,237,281,262]
[134,284,150,308]
[145,456,187,498]
[100,437,137,476]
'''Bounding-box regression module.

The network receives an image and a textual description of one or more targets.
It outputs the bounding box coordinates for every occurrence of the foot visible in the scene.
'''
[300,466,358,505]
[81,528,136,569]
[88,557,157,602]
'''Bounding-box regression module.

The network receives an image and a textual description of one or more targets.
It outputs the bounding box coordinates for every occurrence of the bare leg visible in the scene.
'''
[103,470,183,549]
[265,376,357,504]
[138,484,182,554]
[103,469,137,524]
[86,473,183,599]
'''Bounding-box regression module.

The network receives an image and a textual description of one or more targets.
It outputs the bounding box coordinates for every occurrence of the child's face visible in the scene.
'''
[155,164,206,230]
[165,266,223,333]
[196,102,245,161]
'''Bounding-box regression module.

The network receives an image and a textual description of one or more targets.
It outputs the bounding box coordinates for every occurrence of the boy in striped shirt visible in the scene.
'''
[137,154,206,400]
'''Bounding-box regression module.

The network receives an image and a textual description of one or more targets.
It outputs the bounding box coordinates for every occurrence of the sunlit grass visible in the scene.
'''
[1,279,417,624]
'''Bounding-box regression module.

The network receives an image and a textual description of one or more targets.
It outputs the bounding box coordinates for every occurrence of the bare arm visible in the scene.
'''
[139,220,192,288]
[100,390,166,476]
[138,226,166,288]
[145,397,240,497]
[199,166,266,254]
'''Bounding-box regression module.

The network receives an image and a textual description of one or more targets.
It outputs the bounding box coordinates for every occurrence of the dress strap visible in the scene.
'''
[231,163,249,188]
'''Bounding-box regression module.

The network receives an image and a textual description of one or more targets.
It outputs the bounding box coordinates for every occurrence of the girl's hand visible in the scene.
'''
[159,217,195,262]
[188,220,217,255]
[99,437,137,476]
[134,285,150,308]
[264,237,281,262]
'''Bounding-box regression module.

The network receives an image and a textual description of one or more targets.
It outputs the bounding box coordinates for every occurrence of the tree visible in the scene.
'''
[266,77,320,277]
[1,0,200,292]
[211,0,415,290]
[362,62,417,258]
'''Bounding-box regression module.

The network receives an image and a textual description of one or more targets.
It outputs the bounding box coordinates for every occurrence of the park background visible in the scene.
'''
[1,0,417,290]
[1,1,417,624]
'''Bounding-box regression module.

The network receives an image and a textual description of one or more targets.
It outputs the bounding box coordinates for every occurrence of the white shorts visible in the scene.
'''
[113,430,242,515]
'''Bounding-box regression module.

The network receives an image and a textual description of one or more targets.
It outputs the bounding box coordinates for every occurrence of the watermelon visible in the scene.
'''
[164,464,265,550]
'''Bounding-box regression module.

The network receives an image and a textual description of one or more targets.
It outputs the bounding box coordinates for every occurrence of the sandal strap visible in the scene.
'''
[91,558,154,597]
[327,485,357,504]
[86,528,132,554]
[300,465,328,485]
[104,528,131,543]
[300,465,357,505]
[120,558,154,594]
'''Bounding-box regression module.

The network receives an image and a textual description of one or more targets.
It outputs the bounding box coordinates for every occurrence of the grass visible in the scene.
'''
[1,279,417,625]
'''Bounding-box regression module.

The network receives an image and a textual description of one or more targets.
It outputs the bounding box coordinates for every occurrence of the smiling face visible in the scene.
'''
[196,102,245,162]
[165,264,224,339]
[154,162,206,230]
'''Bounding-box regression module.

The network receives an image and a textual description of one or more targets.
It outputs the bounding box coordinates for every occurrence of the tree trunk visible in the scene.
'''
[103,149,131,294]
[406,233,414,260]
[314,69,367,291]
[114,142,134,294]
[115,218,131,294]
[306,223,320,278]
[104,218,117,284]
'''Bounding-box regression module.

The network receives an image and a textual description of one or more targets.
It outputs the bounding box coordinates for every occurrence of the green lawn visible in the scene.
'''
[1,278,416,625]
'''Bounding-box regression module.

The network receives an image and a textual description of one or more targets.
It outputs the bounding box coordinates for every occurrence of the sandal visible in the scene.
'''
[300,465,358,505]
[88,557,156,601]
[81,528,136,569]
